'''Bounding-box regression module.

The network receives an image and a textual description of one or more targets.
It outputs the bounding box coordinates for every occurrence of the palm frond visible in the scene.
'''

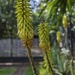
[41,0,74,21]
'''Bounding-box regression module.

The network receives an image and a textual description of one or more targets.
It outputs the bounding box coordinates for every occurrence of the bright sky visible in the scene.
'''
[35,0,40,3]
[30,0,40,12]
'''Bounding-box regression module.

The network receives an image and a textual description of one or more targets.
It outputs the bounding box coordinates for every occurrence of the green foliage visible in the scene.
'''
[38,0,75,32]
[50,45,75,75]
[38,44,75,75]
[70,60,75,75]
[41,0,74,21]
[0,0,17,38]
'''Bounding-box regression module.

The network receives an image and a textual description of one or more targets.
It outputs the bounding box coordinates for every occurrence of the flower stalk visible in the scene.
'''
[15,0,38,75]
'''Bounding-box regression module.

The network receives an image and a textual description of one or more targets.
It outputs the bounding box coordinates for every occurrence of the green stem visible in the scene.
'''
[45,51,53,75]
[27,46,38,75]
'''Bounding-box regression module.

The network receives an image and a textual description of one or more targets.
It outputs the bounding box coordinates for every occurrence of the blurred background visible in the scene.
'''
[0,0,43,58]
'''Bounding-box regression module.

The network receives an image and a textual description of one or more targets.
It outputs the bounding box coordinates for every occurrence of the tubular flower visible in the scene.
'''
[38,22,53,75]
[62,14,68,28]
[15,0,33,48]
[38,22,50,51]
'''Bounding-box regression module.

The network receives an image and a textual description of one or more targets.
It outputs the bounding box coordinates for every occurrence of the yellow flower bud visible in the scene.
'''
[56,31,61,43]
[62,15,68,28]
[38,23,50,51]
[15,1,33,48]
